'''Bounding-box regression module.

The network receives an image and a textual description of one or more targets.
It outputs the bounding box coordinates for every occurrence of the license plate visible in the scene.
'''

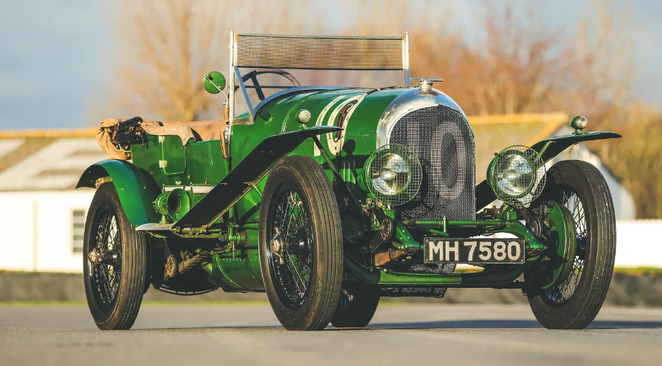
[424,238,525,264]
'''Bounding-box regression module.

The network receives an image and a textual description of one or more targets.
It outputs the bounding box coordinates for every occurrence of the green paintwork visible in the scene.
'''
[152,189,190,222]
[160,136,187,175]
[131,135,229,187]
[531,130,621,162]
[539,202,577,289]
[203,71,226,94]
[394,221,421,250]
[210,251,263,290]
[76,160,160,227]
[79,76,615,294]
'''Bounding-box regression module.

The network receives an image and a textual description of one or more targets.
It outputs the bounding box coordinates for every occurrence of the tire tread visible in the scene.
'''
[528,160,616,329]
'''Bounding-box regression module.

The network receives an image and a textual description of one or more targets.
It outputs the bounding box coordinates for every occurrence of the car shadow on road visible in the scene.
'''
[136,320,662,331]
[589,320,662,329]
[369,320,541,329]
[366,319,662,330]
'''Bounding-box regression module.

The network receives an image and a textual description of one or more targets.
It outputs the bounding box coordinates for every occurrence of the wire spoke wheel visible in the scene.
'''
[527,160,616,329]
[88,208,122,310]
[259,156,343,331]
[268,188,314,308]
[83,183,146,330]
[543,189,586,304]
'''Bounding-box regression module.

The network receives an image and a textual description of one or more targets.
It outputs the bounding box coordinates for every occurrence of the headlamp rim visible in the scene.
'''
[368,152,412,196]
[363,144,422,206]
[487,145,546,207]
[489,149,536,199]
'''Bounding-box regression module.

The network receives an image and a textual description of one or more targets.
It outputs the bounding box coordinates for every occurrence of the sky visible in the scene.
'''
[0,0,660,131]
[0,1,110,130]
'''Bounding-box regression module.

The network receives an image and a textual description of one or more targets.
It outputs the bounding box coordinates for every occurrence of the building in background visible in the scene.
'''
[0,129,103,273]
[0,114,655,272]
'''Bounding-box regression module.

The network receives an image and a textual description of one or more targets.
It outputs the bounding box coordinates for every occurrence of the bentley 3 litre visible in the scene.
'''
[78,32,620,330]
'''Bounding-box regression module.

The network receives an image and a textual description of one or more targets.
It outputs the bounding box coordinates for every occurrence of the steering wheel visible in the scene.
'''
[236,69,301,101]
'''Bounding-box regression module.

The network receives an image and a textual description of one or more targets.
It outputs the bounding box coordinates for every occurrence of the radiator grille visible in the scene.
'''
[390,105,476,221]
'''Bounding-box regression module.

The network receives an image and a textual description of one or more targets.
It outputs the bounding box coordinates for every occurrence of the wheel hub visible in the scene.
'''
[88,248,103,265]
[88,247,119,266]
[271,237,283,254]
[270,228,286,265]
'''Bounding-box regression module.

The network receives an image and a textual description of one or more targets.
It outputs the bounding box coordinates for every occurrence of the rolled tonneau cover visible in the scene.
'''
[96,118,227,160]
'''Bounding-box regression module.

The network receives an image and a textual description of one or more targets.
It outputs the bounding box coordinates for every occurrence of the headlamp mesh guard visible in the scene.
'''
[364,144,422,207]
[488,145,546,207]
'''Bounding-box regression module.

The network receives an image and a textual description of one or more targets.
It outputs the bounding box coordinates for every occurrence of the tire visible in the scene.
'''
[83,182,147,330]
[259,156,343,330]
[528,160,616,329]
[331,286,380,328]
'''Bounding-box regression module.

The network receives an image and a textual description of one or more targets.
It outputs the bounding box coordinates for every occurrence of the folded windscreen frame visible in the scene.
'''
[228,30,410,124]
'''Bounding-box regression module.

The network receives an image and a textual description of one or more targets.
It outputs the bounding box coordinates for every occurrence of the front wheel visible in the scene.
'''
[83,183,147,330]
[259,156,343,330]
[528,160,616,329]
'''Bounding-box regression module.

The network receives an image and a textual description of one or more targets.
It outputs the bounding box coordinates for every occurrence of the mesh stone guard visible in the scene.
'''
[390,105,476,221]
[235,33,406,70]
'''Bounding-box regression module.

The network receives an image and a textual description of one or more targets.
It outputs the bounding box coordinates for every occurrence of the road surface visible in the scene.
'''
[1,304,660,365]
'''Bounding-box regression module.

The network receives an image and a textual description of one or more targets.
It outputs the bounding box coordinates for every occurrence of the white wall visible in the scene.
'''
[0,190,95,273]
[615,220,662,268]
[553,144,636,220]
[0,192,36,271]
[0,190,659,273]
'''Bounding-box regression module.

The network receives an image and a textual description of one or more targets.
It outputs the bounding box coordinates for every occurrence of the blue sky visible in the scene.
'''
[0,0,659,131]
[0,1,111,130]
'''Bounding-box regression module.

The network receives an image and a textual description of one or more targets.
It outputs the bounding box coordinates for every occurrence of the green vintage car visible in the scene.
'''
[78,32,620,330]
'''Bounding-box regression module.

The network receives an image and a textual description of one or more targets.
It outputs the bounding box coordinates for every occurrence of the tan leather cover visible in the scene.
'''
[143,120,225,142]
[97,118,226,160]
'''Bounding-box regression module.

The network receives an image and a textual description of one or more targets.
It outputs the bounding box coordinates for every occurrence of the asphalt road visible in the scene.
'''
[1,303,661,366]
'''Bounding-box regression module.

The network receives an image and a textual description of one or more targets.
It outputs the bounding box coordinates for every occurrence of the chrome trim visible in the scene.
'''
[229,29,236,124]
[136,223,173,232]
[376,88,467,147]
[163,185,215,194]
[229,29,236,156]
[238,33,404,41]
[403,32,410,87]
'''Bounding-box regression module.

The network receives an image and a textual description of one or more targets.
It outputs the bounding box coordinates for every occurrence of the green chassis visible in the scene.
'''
[78,106,619,295]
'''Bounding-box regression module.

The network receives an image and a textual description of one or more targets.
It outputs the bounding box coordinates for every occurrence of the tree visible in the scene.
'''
[106,0,315,122]
[108,0,226,122]
[409,2,567,116]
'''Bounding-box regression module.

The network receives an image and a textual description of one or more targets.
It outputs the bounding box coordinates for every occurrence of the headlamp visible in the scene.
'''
[487,145,546,207]
[364,144,422,206]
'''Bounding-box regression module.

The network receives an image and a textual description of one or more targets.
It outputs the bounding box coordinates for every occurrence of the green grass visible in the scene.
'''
[613,267,662,276]
[0,300,87,306]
